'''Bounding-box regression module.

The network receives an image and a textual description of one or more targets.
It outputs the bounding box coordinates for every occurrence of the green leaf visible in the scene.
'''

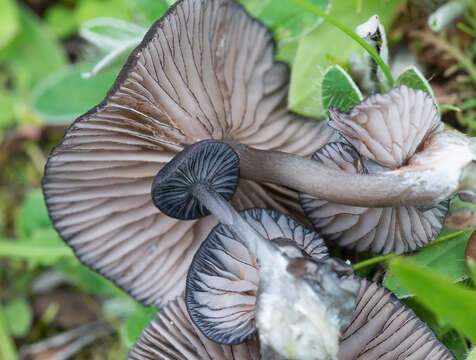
[0,230,73,266]
[75,0,130,24]
[321,65,362,113]
[4,298,32,338]
[131,0,169,25]
[239,0,331,44]
[389,257,476,343]
[289,0,400,117]
[15,190,51,239]
[45,4,77,39]
[122,305,157,348]
[79,18,146,77]
[441,330,468,360]
[0,6,67,94]
[0,304,18,360]
[385,230,473,298]
[395,66,438,105]
[32,63,119,124]
[0,0,19,50]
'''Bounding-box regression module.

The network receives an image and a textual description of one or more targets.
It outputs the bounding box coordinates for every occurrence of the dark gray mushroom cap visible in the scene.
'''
[185,208,328,346]
[339,277,455,360]
[151,140,240,220]
[300,142,448,254]
[42,0,335,307]
[128,297,261,360]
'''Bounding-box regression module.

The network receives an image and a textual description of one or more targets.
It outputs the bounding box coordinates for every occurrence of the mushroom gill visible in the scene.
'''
[300,86,450,254]
[128,297,261,360]
[42,0,334,307]
[185,208,328,345]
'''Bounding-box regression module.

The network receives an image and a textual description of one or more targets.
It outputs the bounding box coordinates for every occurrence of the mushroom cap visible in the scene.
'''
[128,297,261,360]
[339,277,455,360]
[152,140,239,220]
[328,85,443,170]
[185,208,328,345]
[300,142,448,254]
[42,0,335,307]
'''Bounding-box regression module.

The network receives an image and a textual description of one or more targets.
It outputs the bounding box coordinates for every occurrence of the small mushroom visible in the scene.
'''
[128,296,261,360]
[299,86,476,253]
[152,140,360,359]
[42,0,334,306]
[300,142,448,253]
[185,207,329,345]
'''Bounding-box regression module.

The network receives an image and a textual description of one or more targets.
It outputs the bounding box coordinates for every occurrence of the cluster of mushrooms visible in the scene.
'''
[42,0,476,359]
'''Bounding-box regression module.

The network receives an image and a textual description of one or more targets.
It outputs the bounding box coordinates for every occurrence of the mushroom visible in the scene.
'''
[299,86,476,253]
[42,0,334,306]
[300,141,448,253]
[128,296,261,360]
[185,207,329,345]
[151,140,360,360]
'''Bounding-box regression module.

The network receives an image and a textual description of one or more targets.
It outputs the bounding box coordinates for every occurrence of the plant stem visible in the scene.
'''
[0,240,73,259]
[289,0,394,87]
[353,228,473,271]
[0,304,18,360]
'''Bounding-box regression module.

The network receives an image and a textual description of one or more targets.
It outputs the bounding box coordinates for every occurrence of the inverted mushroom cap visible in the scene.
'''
[185,208,328,345]
[339,277,455,360]
[300,87,450,254]
[300,142,449,254]
[128,297,261,360]
[42,0,335,306]
[152,140,239,220]
[329,86,443,170]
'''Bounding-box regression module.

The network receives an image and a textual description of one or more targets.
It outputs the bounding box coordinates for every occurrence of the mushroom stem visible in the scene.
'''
[228,135,475,207]
[192,184,279,263]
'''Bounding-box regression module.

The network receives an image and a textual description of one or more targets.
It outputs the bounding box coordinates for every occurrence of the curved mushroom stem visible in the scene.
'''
[192,184,279,265]
[228,131,476,207]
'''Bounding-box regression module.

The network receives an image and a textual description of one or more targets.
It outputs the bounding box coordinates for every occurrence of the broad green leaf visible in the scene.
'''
[0,6,66,94]
[0,0,19,50]
[289,0,400,117]
[321,65,362,113]
[15,190,51,239]
[4,298,32,338]
[428,0,467,32]
[239,0,331,44]
[396,66,438,105]
[0,91,16,141]
[45,4,77,39]
[385,229,473,297]
[131,0,169,25]
[79,17,146,51]
[79,18,146,77]
[389,257,476,343]
[75,0,130,24]
[122,305,157,348]
[0,304,18,360]
[32,63,118,124]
